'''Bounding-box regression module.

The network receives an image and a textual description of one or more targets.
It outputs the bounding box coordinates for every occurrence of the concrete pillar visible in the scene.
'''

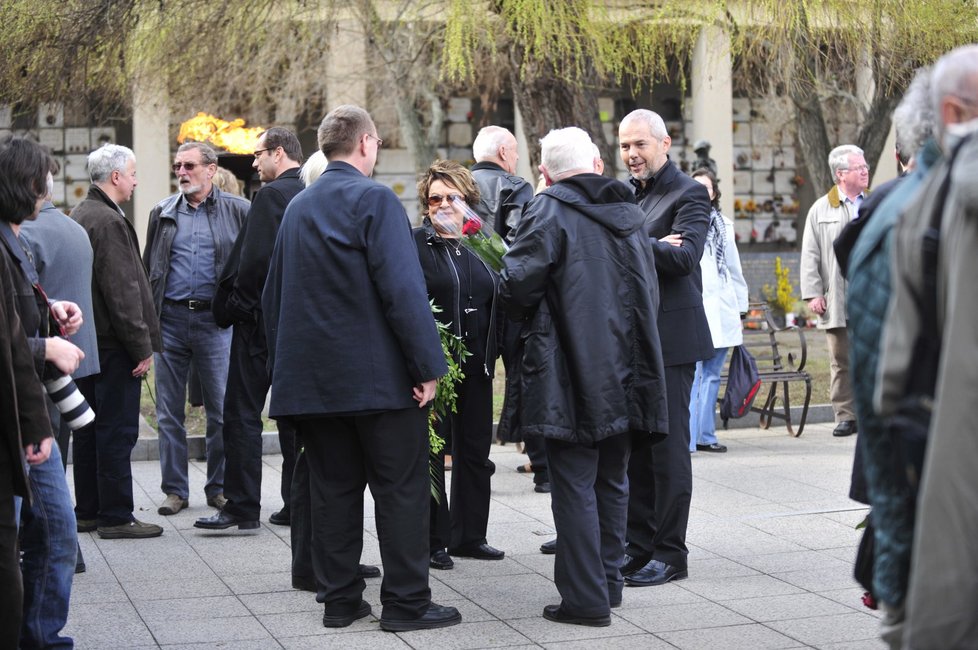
[513,104,536,186]
[325,21,368,110]
[131,83,171,249]
[691,26,734,219]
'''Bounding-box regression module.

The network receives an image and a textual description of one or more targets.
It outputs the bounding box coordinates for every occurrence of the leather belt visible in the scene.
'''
[164,298,212,311]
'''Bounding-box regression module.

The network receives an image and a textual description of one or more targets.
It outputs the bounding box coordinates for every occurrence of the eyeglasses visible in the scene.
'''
[253,149,270,158]
[365,133,383,148]
[842,165,871,173]
[427,194,462,207]
[172,162,201,172]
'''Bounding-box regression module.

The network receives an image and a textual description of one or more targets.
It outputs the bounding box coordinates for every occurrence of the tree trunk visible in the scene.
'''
[508,44,608,175]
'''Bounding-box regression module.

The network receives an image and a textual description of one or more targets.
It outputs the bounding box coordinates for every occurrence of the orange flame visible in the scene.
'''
[177,112,264,155]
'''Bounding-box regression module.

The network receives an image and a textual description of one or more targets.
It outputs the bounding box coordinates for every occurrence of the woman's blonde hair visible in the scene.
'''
[416,159,480,217]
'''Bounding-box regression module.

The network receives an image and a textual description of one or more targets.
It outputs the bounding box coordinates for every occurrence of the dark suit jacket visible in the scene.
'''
[634,160,714,367]
[215,168,304,327]
[262,161,447,418]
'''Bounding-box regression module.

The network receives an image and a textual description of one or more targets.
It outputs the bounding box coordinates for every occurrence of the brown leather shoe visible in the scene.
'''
[157,494,188,516]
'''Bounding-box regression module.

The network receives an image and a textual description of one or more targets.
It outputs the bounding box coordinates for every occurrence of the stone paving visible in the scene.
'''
[64,423,884,649]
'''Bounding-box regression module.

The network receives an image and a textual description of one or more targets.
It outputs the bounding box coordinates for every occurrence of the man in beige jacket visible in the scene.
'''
[800,144,869,437]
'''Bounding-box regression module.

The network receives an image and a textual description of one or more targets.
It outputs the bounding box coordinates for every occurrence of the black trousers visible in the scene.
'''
[524,436,549,485]
[300,407,431,620]
[0,453,22,649]
[626,363,694,568]
[222,319,295,520]
[547,433,630,616]
[74,348,141,526]
[290,442,312,581]
[430,371,494,551]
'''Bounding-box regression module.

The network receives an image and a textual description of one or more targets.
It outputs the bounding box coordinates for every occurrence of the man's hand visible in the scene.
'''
[24,436,53,466]
[132,355,153,378]
[660,233,683,247]
[44,337,84,376]
[808,296,827,316]
[50,300,83,335]
[413,379,437,408]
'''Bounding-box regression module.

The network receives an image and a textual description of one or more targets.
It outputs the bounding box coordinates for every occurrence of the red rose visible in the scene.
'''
[462,216,483,236]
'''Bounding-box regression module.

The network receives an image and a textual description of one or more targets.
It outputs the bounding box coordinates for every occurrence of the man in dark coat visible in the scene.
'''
[71,143,163,539]
[0,248,54,648]
[618,109,713,587]
[262,105,460,632]
[500,126,669,626]
[196,127,304,531]
[471,125,534,242]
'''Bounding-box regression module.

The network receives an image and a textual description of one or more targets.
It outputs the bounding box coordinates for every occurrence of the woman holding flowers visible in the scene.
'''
[413,160,504,571]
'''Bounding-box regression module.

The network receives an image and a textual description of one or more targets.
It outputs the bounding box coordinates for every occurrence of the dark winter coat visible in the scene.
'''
[214,168,304,327]
[263,161,447,417]
[471,161,534,241]
[71,186,161,360]
[499,173,669,444]
[0,250,51,500]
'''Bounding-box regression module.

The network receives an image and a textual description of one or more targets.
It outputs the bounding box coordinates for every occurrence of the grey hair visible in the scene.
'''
[88,143,135,183]
[46,171,54,198]
[472,126,514,162]
[828,144,864,175]
[894,67,935,163]
[300,150,328,187]
[931,44,978,124]
[540,127,595,181]
[318,105,375,159]
[620,109,668,140]
[177,141,218,165]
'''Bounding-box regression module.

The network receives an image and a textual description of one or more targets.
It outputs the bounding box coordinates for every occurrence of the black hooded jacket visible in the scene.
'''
[499,174,669,444]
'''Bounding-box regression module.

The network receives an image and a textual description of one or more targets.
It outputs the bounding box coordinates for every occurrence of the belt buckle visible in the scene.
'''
[187,299,204,311]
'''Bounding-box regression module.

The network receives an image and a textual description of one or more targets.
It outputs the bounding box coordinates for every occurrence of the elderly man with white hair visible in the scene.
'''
[801,143,870,438]
[470,125,533,241]
[500,126,668,626]
[71,144,163,539]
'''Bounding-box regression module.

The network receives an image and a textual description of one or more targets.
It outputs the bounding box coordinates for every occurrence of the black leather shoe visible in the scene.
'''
[540,538,556,555]
[624,559,688,587]
[696,443,728,453]
[268,508,290,526]
[448,543,505,560]
[534,482,552,493]
[542,604,610,627]
[322,599,371,628]
[430,549,454,570]
[620,553,651,577]
[833,420,858,437]
[380,603,462,631]
[193,511,259,530]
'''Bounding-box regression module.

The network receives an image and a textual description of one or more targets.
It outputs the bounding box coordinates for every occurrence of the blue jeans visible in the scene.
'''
[155,304,231,500]
[689,347,730,451]
[20,443,76,649]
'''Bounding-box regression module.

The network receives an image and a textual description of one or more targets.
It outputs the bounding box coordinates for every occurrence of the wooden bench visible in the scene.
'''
[719,303,813,437]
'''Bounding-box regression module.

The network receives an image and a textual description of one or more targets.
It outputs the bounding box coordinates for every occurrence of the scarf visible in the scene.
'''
[707,208,728,280]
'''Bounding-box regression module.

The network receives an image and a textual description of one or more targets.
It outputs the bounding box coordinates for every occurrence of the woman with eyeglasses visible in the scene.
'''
[413,159,504,571]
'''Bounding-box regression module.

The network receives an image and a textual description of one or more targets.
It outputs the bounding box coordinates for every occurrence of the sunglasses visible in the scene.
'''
[172,162,206,172]
[427,193,462,207]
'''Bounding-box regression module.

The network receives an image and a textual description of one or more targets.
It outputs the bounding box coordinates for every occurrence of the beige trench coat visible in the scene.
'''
[800,185,858,330]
